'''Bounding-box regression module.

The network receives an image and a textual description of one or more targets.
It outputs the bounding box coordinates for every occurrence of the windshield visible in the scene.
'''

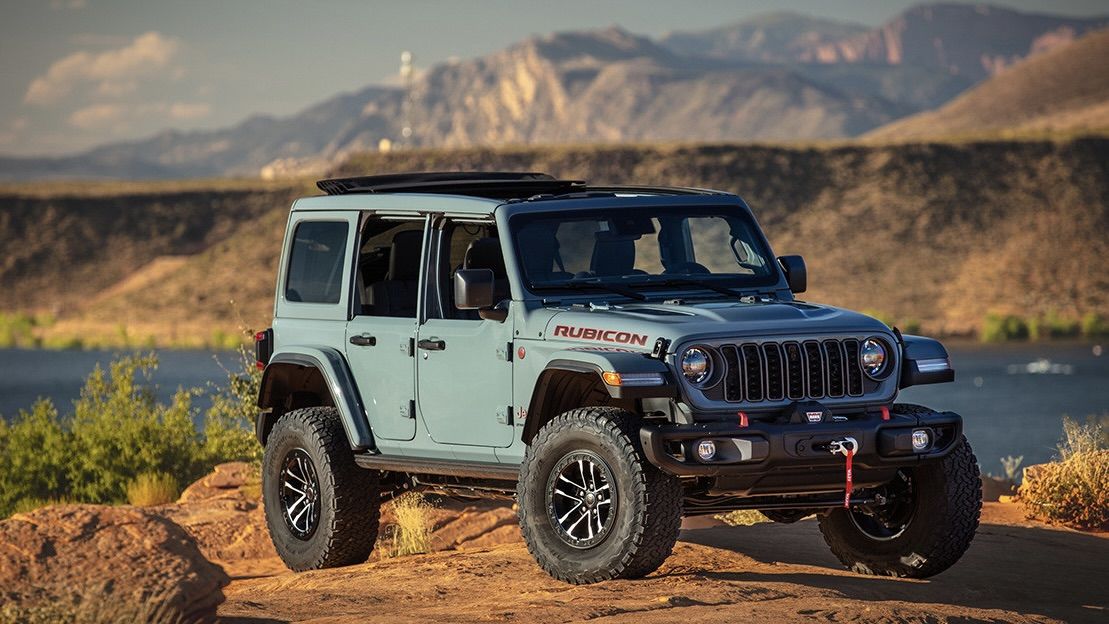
[511,205,779,296]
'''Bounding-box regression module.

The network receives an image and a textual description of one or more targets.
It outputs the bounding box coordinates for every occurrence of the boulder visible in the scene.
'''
[177,461,255,503]
[0,504,229,623]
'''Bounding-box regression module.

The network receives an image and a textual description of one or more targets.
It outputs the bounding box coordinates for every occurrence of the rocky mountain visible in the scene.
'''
[1,3,1106,180]
[660,12,867,62]
[799,3,1108,81]
[868,28,1109,139]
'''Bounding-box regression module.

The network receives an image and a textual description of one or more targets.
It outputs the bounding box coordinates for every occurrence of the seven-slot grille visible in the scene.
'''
[720,339,864,403]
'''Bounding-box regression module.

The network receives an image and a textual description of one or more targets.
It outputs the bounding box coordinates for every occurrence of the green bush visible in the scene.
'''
[0,313,39,349]
[0,351,263,518]
[1081,312,1109,338]
[1019,416,1109,530]
[202,346,264,465]
[981,313,1029,342]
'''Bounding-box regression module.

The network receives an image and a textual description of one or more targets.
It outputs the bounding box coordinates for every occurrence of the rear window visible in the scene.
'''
[285,221,349,304]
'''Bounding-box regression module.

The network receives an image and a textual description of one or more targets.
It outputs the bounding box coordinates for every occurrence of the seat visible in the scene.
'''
[463,237,510,320]
[591,232,645,276]
[366,230,422,317]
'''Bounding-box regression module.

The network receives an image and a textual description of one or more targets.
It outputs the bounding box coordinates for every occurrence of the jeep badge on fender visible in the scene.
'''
[253,171,979,584]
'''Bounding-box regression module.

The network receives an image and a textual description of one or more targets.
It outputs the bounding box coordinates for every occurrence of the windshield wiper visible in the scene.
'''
[533,278,648,301]
[635,277,745,299]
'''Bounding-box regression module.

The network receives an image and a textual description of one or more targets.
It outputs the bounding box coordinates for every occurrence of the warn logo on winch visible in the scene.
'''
[553,325,649,347]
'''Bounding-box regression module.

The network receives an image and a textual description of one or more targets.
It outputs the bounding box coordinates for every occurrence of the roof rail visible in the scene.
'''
[316,171,585,198]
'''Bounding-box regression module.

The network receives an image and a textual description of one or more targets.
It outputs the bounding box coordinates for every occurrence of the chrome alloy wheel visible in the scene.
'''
[545,450,617,549]
[279,448,321,540]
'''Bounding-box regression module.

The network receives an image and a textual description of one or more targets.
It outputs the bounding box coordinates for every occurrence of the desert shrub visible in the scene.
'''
[8,497,75,516]
[981,313,1029,342]
[1081,312,1109,337]
[0,351,265,517]
[201,346,264,465]
[0,399,72,516]
[66,354,205,503]
[0,312,38,348]
[126,471,180,507]
[1019,416,1109,530]
[388,492,434,557]
[0,588,185,624]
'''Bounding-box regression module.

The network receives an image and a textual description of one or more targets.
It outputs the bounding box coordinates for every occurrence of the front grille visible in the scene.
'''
[721,338,865,403]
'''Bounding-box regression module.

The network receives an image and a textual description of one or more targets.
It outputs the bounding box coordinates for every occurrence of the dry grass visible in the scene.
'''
[125,472,180,507]
[1019,416,1109,530]
[387,492,434,557]
[0,588,186,624]
[715,510,772,526]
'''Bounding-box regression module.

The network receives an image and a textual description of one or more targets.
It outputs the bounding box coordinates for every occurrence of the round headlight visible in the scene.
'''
[860,338,889,378]
[681,347,712,384]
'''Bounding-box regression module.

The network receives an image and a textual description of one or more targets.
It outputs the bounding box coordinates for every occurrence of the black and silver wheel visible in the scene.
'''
[263,406,382,571]
[546,450,617,549]
[518,407,683,584]
[818,430,981,578]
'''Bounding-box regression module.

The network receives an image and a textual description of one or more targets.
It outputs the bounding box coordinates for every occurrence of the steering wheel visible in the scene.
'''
[663,262,711,275]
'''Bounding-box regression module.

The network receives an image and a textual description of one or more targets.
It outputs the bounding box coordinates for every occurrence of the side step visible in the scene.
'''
[354,454,520,482]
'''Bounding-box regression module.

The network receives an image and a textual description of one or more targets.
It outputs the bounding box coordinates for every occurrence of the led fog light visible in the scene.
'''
[696,440,717,461]
[911,429,931,451]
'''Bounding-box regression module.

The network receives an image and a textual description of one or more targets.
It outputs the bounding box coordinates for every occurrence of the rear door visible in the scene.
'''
[344,214,428,442]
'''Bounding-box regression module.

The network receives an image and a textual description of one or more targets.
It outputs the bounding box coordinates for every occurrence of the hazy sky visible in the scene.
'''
[1,0,1105,156]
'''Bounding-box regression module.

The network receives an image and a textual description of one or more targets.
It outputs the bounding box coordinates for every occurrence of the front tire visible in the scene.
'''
[518,407,683,584]
[818,434,982,578]
[263,406,382,571]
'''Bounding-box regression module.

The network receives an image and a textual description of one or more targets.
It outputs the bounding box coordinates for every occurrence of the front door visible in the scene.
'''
[344,215,428,442]
[416,219,515,448]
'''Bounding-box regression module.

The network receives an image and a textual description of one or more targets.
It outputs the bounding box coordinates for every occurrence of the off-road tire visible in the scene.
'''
[818,430,981,578]
[263,406,381,571]
[518,407,683,584]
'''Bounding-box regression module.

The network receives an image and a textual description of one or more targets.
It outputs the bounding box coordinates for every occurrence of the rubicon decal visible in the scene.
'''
[553,325,649,346]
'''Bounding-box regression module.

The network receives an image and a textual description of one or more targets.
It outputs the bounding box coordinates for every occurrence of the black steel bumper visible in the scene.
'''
[640,408,962,496]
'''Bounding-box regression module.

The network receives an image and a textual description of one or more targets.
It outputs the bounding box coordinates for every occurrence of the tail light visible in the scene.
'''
[255,328,273,370]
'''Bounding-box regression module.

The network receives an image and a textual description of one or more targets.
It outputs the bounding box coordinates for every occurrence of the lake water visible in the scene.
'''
[1,342,1106,472]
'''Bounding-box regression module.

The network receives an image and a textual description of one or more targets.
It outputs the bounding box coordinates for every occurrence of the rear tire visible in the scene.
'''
[263,406,382,571]
[518,407,683,584]
[818,434,981,578]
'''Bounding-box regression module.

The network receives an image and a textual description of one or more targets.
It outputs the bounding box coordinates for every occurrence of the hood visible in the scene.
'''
[541,299,889,349]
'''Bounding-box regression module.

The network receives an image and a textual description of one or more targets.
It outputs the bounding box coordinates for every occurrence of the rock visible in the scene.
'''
[0,504,230,623]
[982,475,1017,502]
[177,461,255,503]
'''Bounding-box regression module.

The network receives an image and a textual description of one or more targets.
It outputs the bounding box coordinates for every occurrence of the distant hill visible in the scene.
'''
[1,3,1106,181]
[2,138,1106,346]
[660,12,867,62]
[868,28,1109,140]
[799,3,1108,81]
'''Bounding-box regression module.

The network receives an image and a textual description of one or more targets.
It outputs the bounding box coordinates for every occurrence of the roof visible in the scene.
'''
[295,171,733,215]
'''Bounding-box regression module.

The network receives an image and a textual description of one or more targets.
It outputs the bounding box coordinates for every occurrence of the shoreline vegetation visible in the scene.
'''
[1,310,1107,351]
[0,350,261,518]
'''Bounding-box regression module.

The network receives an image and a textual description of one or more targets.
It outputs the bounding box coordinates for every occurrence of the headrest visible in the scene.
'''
[516,225,559,280]
[590,231,636,276]
[464,238,506,277]
[388,229,423,281]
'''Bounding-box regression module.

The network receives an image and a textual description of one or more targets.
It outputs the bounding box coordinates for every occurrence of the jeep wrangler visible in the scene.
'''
[254,171,980,584]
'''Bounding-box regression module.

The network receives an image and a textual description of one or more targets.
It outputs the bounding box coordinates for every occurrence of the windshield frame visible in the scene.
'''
[505,201,784,300]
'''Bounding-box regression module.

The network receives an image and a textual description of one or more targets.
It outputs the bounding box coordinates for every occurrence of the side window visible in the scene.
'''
[434,221,500,320]
[356,217,425,318]
[285,221,349,304]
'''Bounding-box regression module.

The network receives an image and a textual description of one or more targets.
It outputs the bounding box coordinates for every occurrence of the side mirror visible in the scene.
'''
[777,255,807,294]
[454,269,495,310]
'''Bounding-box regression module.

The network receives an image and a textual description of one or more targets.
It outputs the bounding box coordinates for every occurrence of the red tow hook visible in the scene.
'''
[738,411,749,428]
[830,437,859,508]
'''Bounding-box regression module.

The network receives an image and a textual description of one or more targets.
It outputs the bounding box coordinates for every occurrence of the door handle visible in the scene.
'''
[349,334,376,347]
[417,338,446,351]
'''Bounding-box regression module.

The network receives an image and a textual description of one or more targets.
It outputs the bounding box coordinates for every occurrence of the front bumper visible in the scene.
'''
[640,408,962,496]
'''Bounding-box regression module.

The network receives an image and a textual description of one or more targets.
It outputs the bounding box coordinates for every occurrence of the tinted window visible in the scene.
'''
[285,221,349,304]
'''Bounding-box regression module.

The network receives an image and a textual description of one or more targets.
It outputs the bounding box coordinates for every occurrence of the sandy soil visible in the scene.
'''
[206,500,1107,624]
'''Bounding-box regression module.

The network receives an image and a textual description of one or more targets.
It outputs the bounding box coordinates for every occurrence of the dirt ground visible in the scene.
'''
[209,501,1107,624]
